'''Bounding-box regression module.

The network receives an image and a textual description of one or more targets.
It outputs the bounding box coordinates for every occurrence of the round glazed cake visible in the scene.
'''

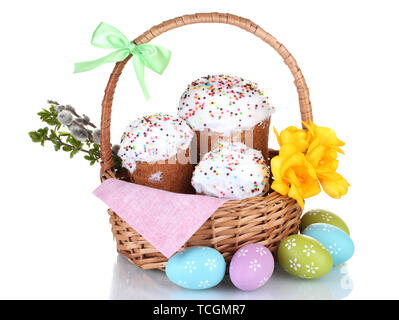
[178,75,275,162]
[191,142,270,200]
[118,113,195,193]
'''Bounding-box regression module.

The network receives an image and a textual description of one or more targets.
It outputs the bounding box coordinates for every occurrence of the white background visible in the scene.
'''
[1,0,398,299]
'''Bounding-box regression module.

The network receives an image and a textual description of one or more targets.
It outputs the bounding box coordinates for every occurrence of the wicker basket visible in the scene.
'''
[99,12,313,271]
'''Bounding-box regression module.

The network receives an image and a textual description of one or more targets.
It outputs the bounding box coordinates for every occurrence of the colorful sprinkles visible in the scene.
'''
[192,142,270,200]
[117,113,194,173]
[178,75,275,135]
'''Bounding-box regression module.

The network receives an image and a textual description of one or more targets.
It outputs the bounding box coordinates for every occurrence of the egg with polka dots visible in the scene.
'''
[278,234,333,279]
[166,247,226,290]
[303,223,354,265]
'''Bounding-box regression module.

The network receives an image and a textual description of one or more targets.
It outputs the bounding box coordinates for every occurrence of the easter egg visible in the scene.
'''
[278,234,333,279]
[303,223,354,265]
[166,247,226,290]
[229,244,274,291]
[300,209,350,235]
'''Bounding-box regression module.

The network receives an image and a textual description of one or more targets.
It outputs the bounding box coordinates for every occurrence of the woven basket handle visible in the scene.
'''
[99,12,313,177]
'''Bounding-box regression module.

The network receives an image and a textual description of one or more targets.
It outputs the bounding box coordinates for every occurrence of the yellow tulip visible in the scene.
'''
[306,145,349,198]
[274,126,310,153]
[304,121,349,199]
[271,144,321,209]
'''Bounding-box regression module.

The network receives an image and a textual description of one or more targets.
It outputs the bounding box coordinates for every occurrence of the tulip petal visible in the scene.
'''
[319,171,350,199]
[302,121,315,136]
[275,126,310,152]
[306,144,326,167]
[302,176,321,198]
[304,160,318,179]
[273,127,282,147]
[270,156,283,180]
[271,179,290,196]
[288,184,304,209]
[316,127,345,148]
[285,168,302,187]
[281,154,304,176]
[279,144,300,160]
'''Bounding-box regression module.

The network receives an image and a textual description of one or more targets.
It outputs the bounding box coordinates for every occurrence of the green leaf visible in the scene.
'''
[38,108,61,127]
[37,110,49,117]
[37,127,49,138]
[62,146,72,152]
[46,119,60,126]
[67,135,83,149]
[49,130,59,144]
[29,131,41,143]
[70,148,80,158]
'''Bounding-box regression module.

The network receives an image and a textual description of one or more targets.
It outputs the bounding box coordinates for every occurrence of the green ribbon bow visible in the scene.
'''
[74,22,171,100]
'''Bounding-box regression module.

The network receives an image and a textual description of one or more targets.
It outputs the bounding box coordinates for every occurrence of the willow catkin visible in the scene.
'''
[57,110,74,125]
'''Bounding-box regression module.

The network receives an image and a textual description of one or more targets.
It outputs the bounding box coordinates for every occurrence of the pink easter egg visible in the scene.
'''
[229,243,274,291]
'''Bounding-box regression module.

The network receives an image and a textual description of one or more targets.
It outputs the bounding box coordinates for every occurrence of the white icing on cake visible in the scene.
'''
[178,75,275,135]
[118,113,194,173]
[191,142,270,200]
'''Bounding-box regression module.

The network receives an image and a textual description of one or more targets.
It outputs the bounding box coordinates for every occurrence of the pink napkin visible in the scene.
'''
[93,178,228,258]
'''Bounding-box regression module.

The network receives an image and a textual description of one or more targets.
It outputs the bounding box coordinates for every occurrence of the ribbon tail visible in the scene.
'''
[74,49,130,73]
[132,55,150,100]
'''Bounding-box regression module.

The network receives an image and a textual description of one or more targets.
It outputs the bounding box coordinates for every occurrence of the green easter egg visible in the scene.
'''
[300,209,350,235]
[278,235,333,279]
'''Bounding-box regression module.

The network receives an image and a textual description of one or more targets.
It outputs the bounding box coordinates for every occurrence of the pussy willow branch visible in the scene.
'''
[68,120,94,140]
[48,99,97,129]
[47,134,118,156]
[44,137,91,154]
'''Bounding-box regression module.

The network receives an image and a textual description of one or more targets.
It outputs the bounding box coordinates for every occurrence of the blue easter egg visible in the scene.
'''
[303,223,354,265]
[166,247,226,290]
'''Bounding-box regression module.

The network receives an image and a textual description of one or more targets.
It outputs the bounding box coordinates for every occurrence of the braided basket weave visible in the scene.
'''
[99,12,313,271]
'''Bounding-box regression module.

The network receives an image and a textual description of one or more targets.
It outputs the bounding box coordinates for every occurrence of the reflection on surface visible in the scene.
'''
[110,255,353,300]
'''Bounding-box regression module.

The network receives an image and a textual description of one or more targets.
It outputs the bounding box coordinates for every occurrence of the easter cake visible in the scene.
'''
[178,75,275,162]
[191,142,270,200]
[117,113,195,193]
